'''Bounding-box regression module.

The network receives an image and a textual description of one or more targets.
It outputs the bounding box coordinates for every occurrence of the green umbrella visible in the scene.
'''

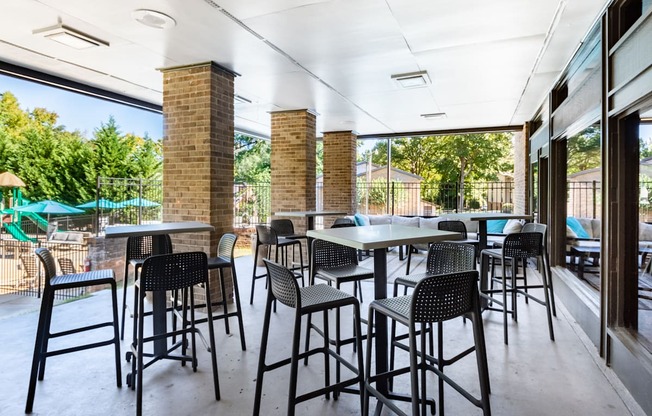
[118,197,161,207]
[77,198,120,209]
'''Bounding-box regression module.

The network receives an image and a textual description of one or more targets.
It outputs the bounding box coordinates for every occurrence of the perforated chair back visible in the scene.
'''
[438,220,469,239]
[502,232,542,259]
[426,242,476,275]
[312,239,359,270]
[263,259,299,308]
[521,223,547,247]
[270,219,295,237]
[216,233,237,262]
[140,252,208,292]
[34,248,58,284]
[411,270,479,323]
[58,258,76,275]
[126,234,173,262]
[256,224,278,246]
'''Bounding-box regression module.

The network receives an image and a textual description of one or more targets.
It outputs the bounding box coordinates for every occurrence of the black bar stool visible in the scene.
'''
[364,270,491,416]
[194,233,247,351]
[253,259,364,416]
[129,251,220,415]
[250,224,304,304]
[25,248,121,414]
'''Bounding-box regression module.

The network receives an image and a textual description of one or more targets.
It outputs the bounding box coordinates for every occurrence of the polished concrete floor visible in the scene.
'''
[0,252,647,415]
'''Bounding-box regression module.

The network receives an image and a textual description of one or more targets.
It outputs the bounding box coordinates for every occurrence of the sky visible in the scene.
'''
[0,74,163,140]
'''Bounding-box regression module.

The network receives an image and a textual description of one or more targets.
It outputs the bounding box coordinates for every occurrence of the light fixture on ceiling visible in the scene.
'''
[420,112,447,120]
[234,94,252,104]
[33,23,109,49]
[391,71,431,89]
[132,9,176,29]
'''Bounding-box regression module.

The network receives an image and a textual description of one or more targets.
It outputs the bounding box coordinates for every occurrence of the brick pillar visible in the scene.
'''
[513,123,529,215]
[160,61,235,302]
[323,131,357,226]
[270,110,316,236]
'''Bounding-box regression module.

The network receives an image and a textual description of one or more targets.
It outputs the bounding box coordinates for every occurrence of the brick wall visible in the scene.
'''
[513,124,529,215]
[323,131,356,226]
[160,62,235,304]
[270,110,316,235]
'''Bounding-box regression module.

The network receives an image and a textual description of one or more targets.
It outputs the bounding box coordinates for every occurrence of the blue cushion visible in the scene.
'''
[354,213,369,226]
[487,219,508,233]
[566,217,590,238]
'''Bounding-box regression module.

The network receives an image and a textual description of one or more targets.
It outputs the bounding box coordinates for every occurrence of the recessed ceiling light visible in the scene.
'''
[420,112,447,120]
[33,23,109,49]
[391,71,431,89]
[132,10,176,30]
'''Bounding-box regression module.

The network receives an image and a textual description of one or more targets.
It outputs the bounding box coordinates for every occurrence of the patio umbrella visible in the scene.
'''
[76,198,120,209]
[14,200,85,237]
[118,197,161,207]
[0,172,26,187]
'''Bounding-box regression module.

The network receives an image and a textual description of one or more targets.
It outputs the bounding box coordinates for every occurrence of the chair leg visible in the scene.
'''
[540,255,555,341]
[253,292,274,416]
[406,245,413,275]
[218,268,231,335]
[109,281,122,387]
[250,244,261,304]
[287,310,303,416]
[120,263,130,340]
[437,322,445,416]
[322,309,332,400]
[37,290,56,381]
[408,323,420,416]
[362,307,376,416]
[25,289,52,413]
[204,282,221,400]
[543,253,557,317]
[136,283,145,415]
[471,306,492,415]
[231,264,247,351]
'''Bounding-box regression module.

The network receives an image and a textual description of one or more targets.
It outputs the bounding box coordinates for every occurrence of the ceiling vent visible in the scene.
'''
[391,71,431,89]
[33,23,109,49]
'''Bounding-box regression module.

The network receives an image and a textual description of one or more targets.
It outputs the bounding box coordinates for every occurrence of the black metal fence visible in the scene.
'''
[96,177,164,233]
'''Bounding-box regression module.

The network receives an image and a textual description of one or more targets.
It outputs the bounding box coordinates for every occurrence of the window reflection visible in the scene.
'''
[638,113,652,348]
[566,123,601,292]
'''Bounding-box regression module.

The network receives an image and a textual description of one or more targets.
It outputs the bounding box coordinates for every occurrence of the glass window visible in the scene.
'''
[637,111,652,349]
[566,123,601,292]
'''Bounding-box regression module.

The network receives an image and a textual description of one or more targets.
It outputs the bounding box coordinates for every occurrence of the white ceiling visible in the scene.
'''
[0,0,607,138]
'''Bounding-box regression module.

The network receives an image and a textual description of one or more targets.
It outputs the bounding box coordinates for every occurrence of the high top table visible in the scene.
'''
[274,210,349,231]
[307,224,459,400]
[105,221,215,355]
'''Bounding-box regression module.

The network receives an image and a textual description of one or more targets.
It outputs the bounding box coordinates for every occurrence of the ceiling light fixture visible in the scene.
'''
[234,94,252,104]
[33,23,109,49]
[391,71,431,89]
[132,10,176,29]
[420,112,447,120]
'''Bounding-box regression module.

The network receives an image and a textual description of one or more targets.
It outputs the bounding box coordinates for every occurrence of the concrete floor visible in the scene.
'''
[0,252,647,416]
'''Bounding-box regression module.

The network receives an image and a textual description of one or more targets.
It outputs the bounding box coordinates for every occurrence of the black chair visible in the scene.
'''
[363,270,491,416]
[332,217,355,227]
[194,233,247,351]
[253,259,364,416]
[129,252,220,415]
[481,232,555,344]
[271,218,307,241]
[250,224,304,304]
[25,248,121,414]
[390,242,477,379]
[520,222,556,316]
[120,234,173,340]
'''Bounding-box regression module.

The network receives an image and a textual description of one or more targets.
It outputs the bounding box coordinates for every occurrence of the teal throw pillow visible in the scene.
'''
[566,217,590,238]
[354,213,369,226]
[487,219,508,233]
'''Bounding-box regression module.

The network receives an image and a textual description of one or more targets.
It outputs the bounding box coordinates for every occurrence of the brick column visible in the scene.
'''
[513,123,529,215]
[160,61,235,302]
[322,131,357,226]
[270,110,317,236]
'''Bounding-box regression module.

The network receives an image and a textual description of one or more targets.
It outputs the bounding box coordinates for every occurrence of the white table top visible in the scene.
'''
[446,212,533,221]
[104,221,214,238]
[307,224,459,250]
[274,210,349,218]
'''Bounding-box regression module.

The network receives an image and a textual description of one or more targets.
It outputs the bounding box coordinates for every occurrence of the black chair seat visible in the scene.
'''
[207,256,230,269]
[300,283,356,311]
[316,264,374,284]
[50,269,114,288]
[393,272,434,290]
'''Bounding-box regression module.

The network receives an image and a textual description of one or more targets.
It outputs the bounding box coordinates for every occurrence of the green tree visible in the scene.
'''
[567,125,600,175]
[234,134,270,183]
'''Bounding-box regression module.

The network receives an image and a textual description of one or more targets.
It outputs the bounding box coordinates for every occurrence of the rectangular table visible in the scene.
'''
[307,224,459,397]
[274,210,349,231]
[105,221,215,355]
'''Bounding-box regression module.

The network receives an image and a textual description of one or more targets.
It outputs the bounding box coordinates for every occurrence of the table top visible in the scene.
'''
[104,221,214,238]
[307,224,459,250]
[446,212,534,221]
[274,210,349,218]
